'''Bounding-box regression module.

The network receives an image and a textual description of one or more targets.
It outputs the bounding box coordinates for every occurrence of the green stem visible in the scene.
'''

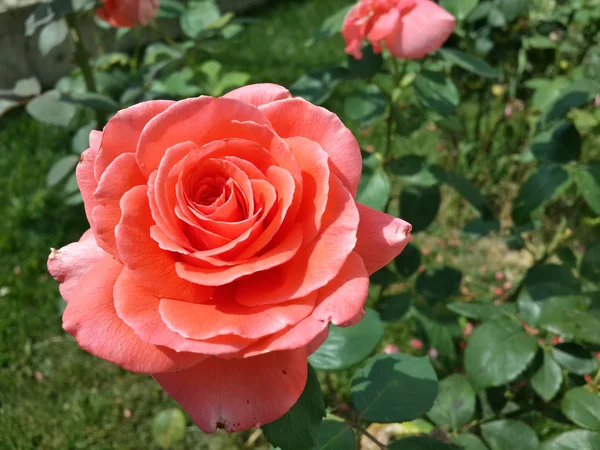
[348,421,387,450]
[66,14,106,126]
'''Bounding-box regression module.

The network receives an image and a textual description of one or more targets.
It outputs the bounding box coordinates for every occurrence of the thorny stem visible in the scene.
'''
[65,14,106,126]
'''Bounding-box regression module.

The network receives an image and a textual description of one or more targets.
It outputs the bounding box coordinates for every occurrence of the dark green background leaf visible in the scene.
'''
[427,374,476,430]
[309,308,384,371]
[351,353,438,423]
[481,420,539,450]
[465,320,538,389]
[263,365,325,450]
[561,387,600,431]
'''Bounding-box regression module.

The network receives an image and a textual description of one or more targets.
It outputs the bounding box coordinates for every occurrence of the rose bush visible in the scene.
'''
[48,83,412,433]
[96,0,159,28]
[342,0,455,59]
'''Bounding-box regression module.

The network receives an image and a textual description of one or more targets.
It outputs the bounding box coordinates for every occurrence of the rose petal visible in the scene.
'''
[77,135,101,227]
[153,349,307,432]
[159,283,316,340]
[260,98,362,196]
[385,0,456,59]
[115,185,213,302]
[62,254,203,373]
[92,153,146,256]
[236,174,358,306]
[354,202,412,275]
[136,97,272,177]
[176,224,304,286]
[368,8,400,41]
[95,100,173,180]
[114,269,253,355]
[342,5,364,59]
[48,229,104,303]
[240,251,368,357]
[224,83,292,107]
[285,136,330,244]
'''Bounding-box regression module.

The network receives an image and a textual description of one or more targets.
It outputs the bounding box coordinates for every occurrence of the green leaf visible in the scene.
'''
[524,264,581,297]
[157,0,187,18]
[433,168,493,217]
[481,420,539,450]
[561,387,600,431]
[531,122,582,164]
[465,319,538,389]
[307,4,353,45]
[370,267,398,286]
[347,44,383,78]
[26,90,77,127]
[575,163,600,216]
[531,351,562,402]
[463,218,500,237]
[46,155,79,188]
[389,436,457,449]
[543,80,599,124]
[557,246,577,268]
[540,430,600,450]
[525,36,556,49]
[180,1,222,39]
[356,166,390,211]
[452,434,490,450]
[581,242,600,281]
[152,408,186,449]
[38,20,69,57]
[63,172,79,195]
[399,184,441,232]
[441,0,480,20]
[71,120,98,154]
[351,353,438,423]
[309,308,384,371]
[61,92,119,113]
[417,314,457,359]
[468,1,492,22]
[214,72,251,96]
[388,155,438,187]
[495,0,529,21]
[314,419,355,450]
[0,77,41,99]
[416,266,462,301]
[512,165,570,225]
[427,374,476,430]
[344,85,387,126]
[413,71,460,116]
[552,344,597,375]
[447,301,516,321]
[290,67,350,105]
[25,0,95,36]
[440,48,499,78]
[538,300,600,345]
[263,365,325,450]
[487,7,506,27]
[64,191,83,205]
[394,243,421,278]
[376,293,414,322]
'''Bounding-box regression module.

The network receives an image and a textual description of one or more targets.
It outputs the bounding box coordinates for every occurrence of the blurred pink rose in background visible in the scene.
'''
[97,0,159,28]
[342,0,455,59]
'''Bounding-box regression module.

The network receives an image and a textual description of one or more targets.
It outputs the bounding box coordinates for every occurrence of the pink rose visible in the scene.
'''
[342,0,455,60]
[48,84,411,433]
[96,0,159,28]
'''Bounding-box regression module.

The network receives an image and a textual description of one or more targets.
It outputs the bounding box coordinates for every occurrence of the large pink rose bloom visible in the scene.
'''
[48,84,411,433]
[342,0,456,59]
[96,0,159,28]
